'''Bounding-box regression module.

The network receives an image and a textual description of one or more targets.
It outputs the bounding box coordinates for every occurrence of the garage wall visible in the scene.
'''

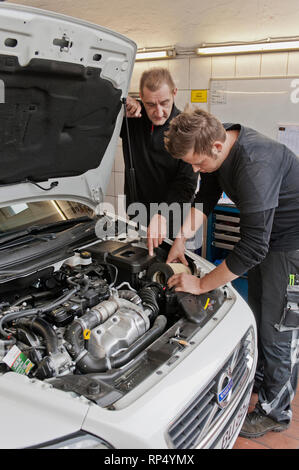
[105,50,299,211]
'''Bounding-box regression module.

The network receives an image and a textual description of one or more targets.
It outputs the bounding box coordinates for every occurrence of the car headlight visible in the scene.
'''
[34,431,113,449]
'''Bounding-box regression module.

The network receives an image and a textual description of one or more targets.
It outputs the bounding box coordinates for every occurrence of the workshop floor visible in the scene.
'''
[233,383,299,449]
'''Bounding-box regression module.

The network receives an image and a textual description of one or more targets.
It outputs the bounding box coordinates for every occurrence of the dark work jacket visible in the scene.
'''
[194,123,299,276]
[121,103,198,223]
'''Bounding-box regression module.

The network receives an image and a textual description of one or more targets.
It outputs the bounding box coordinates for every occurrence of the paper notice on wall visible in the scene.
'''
[210,81,227,105]
[277,124,299,156]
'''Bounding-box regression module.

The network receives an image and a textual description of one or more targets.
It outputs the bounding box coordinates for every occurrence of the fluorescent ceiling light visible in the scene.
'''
[136,48,176,61]
[196,40,299,55]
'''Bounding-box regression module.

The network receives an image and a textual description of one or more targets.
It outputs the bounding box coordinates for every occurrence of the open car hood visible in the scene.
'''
[0,3,136,210]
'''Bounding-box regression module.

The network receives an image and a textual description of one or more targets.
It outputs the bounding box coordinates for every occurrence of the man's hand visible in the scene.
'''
[166,236,188,266]
[168,260,239,296]
[126,96,142,118]
[147,214,167,256]
[168,273,201,295]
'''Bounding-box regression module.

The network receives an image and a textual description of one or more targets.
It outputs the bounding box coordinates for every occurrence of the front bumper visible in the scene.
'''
[82,292,257,449]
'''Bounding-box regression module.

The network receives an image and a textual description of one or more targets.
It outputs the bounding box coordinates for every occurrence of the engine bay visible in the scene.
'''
[0,238,227,407]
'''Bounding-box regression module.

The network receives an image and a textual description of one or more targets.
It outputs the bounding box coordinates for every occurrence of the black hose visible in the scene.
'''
[12,290,54,307]
[76,315,167,374]
[111,315,167,368]
[117,289,142,305]
[67,275,90,294]
[17,317,59,355]
[138,284,161,319]
[0,287,79,339]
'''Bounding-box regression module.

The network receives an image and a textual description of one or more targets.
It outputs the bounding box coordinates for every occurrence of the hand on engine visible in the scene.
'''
[147,214,167,256]
[166,236,188,266]
[167,272,201,295]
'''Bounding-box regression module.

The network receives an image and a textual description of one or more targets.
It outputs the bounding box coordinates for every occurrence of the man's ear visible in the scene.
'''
[213,141,223,154]
[173,87,178,98]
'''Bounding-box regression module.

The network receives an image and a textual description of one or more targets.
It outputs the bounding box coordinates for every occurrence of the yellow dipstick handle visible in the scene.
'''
[83,329,91,340]
[204,298,210,310]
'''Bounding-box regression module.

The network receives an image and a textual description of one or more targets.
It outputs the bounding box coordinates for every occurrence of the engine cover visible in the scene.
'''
[87,304,150,359]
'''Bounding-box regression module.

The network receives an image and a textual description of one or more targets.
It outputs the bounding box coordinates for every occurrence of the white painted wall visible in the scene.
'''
[106,50,299,208]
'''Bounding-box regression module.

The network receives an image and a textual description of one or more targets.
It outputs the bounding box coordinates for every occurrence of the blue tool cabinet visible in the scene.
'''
[206,203,248,302]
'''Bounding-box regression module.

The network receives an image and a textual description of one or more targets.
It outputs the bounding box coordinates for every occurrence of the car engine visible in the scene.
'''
[0,239,226,406]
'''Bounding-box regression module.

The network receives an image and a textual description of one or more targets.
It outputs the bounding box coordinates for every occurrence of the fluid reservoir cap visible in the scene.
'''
[88,381,100,395]
[80,251,91,259]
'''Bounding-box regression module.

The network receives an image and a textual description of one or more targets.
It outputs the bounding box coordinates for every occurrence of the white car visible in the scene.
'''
[0,3,257,450]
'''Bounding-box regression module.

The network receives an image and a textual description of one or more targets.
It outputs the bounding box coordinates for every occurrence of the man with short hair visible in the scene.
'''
[164,107,299,438]
[121,68,198,254]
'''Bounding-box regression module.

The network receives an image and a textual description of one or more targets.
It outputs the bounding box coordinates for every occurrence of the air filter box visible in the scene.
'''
[87,240,156,286]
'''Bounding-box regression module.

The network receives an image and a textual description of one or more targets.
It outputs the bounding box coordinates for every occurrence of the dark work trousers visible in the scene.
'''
[248,249,299,424]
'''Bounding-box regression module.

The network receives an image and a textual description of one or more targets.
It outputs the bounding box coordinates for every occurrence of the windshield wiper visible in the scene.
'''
[0,233,59,251]
[0,216,92,247]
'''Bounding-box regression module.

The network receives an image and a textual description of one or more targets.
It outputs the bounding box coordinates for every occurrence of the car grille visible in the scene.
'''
[167,328,254,449]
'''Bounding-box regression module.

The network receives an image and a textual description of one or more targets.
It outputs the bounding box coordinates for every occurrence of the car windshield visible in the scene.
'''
[0,200,94,234]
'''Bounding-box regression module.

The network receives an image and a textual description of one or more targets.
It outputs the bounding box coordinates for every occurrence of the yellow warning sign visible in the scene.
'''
[191,89,208,103]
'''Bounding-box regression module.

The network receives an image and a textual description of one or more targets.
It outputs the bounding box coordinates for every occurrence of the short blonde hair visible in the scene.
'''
[139,68,176,96]
[164,108,226,158]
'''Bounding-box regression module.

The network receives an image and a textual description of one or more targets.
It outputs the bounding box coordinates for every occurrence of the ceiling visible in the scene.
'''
[6,0,299,50]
